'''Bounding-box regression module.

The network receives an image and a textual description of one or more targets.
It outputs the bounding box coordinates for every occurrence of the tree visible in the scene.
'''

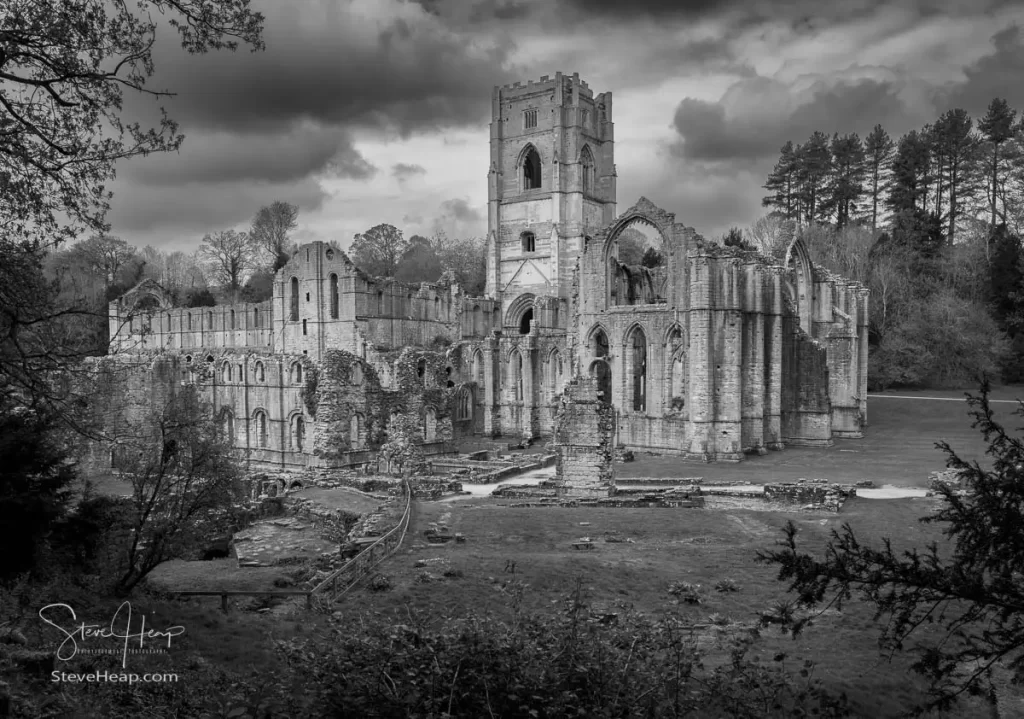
[762,141,800,220]
[0,397,75,578]
[350,224,407,278]
[931,109,980,246]
[0,1,264,249]
[67,235,137,291]
[979,99,1018,230]
[888,131,932,216]
[824,133,866,228]
[794,132,832,224]
[863,125,895,230]
[0,1,263,436]
[250,201,299,271]
[430,231,486,294]
[199,229,255,295]
[760,384,1024,712]
[721,226,754,250]
[114,386,243,594]
[745,214,795,259]
[395,234,443,284]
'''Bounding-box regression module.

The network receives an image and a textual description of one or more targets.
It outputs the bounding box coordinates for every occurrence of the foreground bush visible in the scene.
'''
[274,580,848,718]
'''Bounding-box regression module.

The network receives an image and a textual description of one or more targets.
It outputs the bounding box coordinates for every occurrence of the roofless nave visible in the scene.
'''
[103,71,869,469]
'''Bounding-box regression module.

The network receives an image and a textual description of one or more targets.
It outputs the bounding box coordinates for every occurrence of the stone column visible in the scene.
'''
[713,260,743,460]
[742,263,766,454]
[523,333,537,439]
[553,376,614,498]
[483,337,499,437]
[686,254,714,457]
[763,270,784,450]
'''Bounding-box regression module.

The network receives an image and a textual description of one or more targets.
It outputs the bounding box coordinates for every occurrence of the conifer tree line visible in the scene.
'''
[756,97,1024,389]
[762,98,1022,244]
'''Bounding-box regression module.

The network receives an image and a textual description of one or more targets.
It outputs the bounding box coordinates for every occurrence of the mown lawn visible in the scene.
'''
[343,495,990,717]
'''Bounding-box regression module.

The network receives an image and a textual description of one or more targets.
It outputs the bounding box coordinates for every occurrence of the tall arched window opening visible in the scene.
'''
[522,146,541,190]
[349,414,363,449]
[253,410,268,448]
[253,307,260,328]
[329,273,339,319]
[521,231,535,253]
[290,277,299,321]
[519,308,533,335]
[629,328,648,412]
[580,145,595,195]
[291,415,305,451]
[220,410,234,444]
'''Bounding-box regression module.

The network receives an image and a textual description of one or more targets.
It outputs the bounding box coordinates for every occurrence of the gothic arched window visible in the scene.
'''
[522,146,541,190]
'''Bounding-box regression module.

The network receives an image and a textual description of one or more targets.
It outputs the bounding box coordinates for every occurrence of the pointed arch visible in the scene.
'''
[585,323,610,359]
[518,143,542,191]
[548,348,564,400]
[505,293,536,331]
[290,412,306,451]
[624,323,648,412]
[219,407,235,444]
[329,273,339,319]
[349,412,364,449]
[580,144,595,195]
[251,409,268,448]
[507,347,524,402]
[472,349,485,387]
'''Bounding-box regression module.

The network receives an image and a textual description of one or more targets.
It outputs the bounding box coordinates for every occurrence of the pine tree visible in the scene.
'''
[888,130,931,215]
[863,125,895,230]
[978,98,1018,229]
[932,109,980,246]
[794,132,832,224]
[762,141,800,220]
[824,133,866,228]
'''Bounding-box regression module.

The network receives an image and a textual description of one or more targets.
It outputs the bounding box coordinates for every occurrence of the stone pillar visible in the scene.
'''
[763,270,784,450]
[742,263,766,454]
[483,337,499,437]
[713,260,743,460]
[686,255,714,458]
[523,334,536,439]
[553,376,614,498]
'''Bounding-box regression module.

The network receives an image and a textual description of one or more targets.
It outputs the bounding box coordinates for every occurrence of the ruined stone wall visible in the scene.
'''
[553,376,614,498]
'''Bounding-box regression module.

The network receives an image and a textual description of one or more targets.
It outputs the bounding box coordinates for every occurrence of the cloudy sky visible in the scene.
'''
[106,0,1024,253]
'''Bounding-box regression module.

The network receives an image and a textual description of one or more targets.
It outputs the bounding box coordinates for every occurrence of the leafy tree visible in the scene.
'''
[0,0,264,248]
[979,98,1018,230]
[114,385,243,594]
[66,236,137,291]
[395,234,443,284]
[199,229,255,295]
[350,224,407,278]
[0,397,75,578]
[250,201,299,271]
[239,270,275,303]
[863,124,895,230]
[430,231,486,294]
[722,226,754,250]
[759,384,1024,713]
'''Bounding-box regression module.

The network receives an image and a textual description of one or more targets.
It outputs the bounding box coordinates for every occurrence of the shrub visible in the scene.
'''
[715,578,740,593]
[367,573,392,592]
[668,581,703,604]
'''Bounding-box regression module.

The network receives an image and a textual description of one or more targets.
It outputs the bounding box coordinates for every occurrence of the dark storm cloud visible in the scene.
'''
[392,163,427,181]
[151,2,517,137]
[671,76,915,162]
[107,175,328,243]
[935,26,1024,115]
[125,126,376,186]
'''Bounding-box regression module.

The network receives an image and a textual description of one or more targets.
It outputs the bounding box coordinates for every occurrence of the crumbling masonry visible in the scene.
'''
[104,71,867,468]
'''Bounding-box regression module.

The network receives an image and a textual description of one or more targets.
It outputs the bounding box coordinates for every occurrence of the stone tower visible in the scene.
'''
[485,72,617,306]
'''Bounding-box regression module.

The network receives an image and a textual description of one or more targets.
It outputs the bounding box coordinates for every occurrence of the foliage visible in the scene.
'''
[395,234,444,283]
[113,386,244,594]
[378,413,427,477]
[668,581,704,604]
[239,269,275,303]
[431,231,487,294]
[0,0,264,248]
[761,384,1024,713]
[350,223,407,278]
[745,214,795,258]
[199,229,256,295]
[722,226,755,251]
[276,578,849,718]
[0,397,76,579]
[250,201,299,271]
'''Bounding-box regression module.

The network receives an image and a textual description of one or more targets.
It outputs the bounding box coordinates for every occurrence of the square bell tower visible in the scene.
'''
[485,72,616,304]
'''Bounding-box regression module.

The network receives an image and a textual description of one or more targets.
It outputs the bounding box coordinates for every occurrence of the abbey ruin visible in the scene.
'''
[103,72,868,471]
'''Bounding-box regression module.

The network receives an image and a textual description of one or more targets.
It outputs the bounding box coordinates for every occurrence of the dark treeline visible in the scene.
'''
[755,97,1024,388]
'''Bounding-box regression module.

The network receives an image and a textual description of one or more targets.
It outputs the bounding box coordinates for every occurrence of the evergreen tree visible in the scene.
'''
[762,141,800,220]
[794,132,832,224]
[824,132,866,228]
[932,109,980,246]
[978,98,1018,229]
[863,124,895,230]
[888,130,931,215]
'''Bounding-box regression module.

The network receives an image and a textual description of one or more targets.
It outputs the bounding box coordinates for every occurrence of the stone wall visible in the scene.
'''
[553,376,614,497]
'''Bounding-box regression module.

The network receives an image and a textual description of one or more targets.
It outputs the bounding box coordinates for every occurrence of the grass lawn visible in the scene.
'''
[341,493,992,717]
[618,388,1024,486]
[290,485,386,514]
